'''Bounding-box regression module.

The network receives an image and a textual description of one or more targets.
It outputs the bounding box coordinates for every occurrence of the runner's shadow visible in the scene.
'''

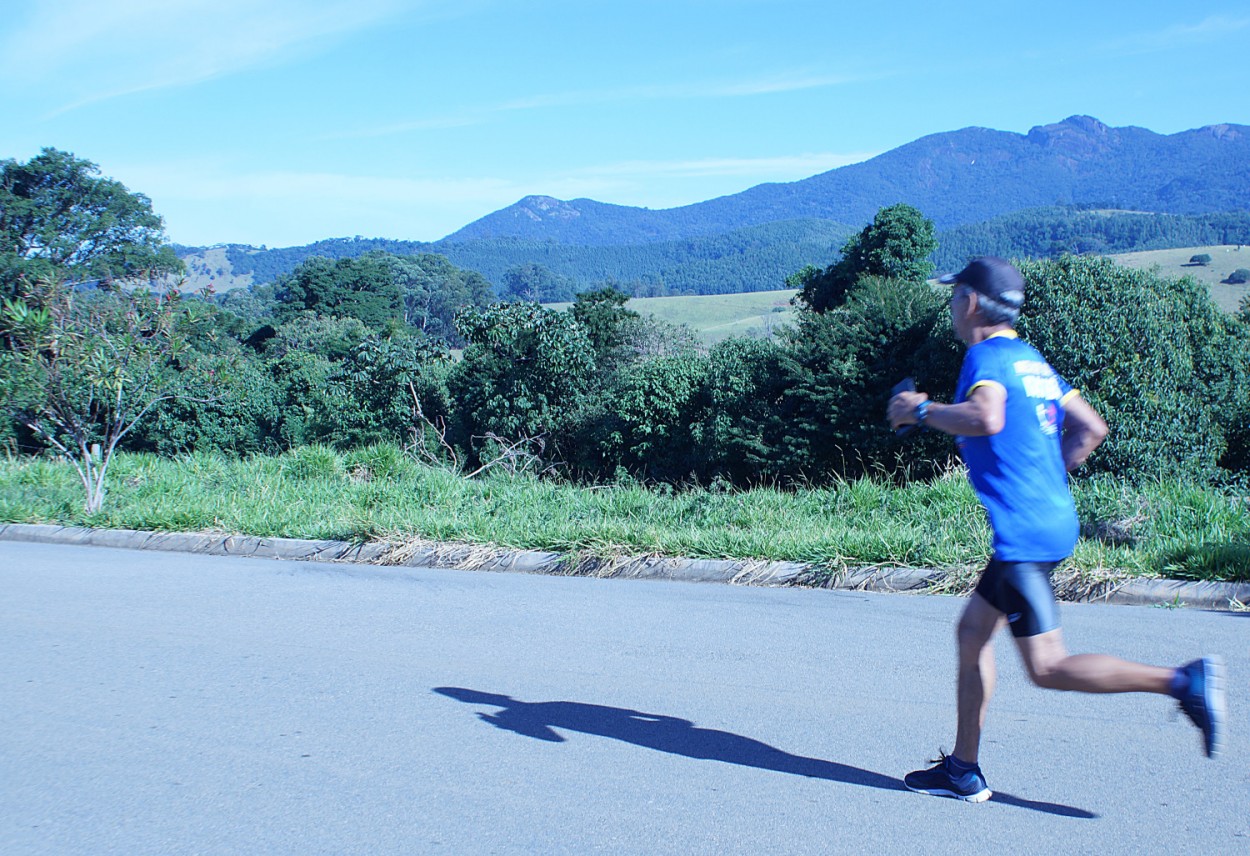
[433,687,1095,818]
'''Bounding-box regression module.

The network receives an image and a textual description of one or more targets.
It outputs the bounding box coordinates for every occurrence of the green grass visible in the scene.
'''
[1105,245,1250,312]
[2,448,1247,586]
[552,290,798,344]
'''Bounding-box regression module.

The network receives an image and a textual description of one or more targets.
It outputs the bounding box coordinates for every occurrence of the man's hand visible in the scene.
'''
[888,384,1006,437]
[888,390,930,431]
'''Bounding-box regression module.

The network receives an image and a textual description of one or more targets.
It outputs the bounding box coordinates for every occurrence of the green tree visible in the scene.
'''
[498,262,578,303]
[387,253,493,344]
[127,351,281,456]
[323,335,451,448]
[0,148,182,299]
[273,252,402,331]
[448,302,595,466]
[689,337,795,482]
[796,204,937,312]
[1227,268,1250,284]
[0,280,215,511]
[597,355,709,478]
[1189,254,1213,266]
[782,275,958,479]
[569,286,639,371]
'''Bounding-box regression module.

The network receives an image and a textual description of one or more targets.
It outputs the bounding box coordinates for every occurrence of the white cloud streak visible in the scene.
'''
[111,149,876,245]
[328,70,868,140]
[0,0,408,115]
[1100,14,1250,55]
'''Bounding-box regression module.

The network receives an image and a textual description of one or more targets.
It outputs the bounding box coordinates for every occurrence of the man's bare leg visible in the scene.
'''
[952,593,1007,764]
[1014,630,1174,693]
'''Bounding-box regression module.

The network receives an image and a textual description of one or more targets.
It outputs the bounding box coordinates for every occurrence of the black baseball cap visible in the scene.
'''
[938,256,1025,308]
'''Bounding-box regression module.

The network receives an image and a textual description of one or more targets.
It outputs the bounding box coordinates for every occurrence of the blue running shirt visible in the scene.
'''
[954,331,1080,561]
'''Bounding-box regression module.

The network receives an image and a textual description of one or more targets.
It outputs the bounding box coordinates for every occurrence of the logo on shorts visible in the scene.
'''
[1007,612,1023,623]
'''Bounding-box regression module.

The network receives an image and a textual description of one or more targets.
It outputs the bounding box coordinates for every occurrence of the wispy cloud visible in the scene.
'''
[1100,14,1250,55]
[0,0,410,116]
[109,158,534,244]
[569,152,877,180]
[112,148,877,245]
[327,70,870,140]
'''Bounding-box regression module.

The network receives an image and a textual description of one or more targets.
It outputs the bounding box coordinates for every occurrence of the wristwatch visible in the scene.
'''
[914,400,930,427]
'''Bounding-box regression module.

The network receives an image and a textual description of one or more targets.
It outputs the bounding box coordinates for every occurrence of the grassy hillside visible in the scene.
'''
[1106,244,1250,311]
[627,250,1250,344]
[178,246,252,293]
[552,289,799,344]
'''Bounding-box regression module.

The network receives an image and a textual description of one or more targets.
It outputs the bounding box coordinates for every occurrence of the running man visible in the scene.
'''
[886,256,1225,803]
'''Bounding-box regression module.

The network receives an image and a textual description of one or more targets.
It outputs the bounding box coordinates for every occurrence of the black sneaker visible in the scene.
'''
[1177,656,1226,758]
[904,753,992,803]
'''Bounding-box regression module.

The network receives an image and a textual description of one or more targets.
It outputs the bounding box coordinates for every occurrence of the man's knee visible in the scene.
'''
[1024,659,1064,689]
[956,614,994,660]
[1017,632,1069,689]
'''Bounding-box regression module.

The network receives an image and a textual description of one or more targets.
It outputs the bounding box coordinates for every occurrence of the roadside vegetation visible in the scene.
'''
[3,150,1250,592]
[2,447,1247,584]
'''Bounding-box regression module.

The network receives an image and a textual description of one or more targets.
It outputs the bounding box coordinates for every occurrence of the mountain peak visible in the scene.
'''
[1200,123,1243,141]
[1027,115,1110,140]
[443,117,1250,244]
[517,195,581,220]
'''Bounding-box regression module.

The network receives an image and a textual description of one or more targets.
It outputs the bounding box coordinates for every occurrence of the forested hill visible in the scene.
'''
[180,208,1250,297]
[201,218,857,296]
[444,116,1250,245]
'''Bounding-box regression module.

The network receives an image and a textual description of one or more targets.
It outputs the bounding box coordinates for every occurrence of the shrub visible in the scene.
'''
[1189,254,1212,266]
[1015,256,1245,482]
[127,353,282,456]
[1227,268,1250,284]
[269,349,337,448]
[780,275,960,480]
[598,355,709,479]
[448,302,596,464]
[323,335,450,448]
[689,337,795,483]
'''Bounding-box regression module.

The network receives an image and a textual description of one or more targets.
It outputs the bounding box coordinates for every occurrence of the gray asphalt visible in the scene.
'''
[2,541,1246,855]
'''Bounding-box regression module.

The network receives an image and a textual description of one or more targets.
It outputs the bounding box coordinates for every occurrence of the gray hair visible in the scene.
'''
[976,293,1021,326]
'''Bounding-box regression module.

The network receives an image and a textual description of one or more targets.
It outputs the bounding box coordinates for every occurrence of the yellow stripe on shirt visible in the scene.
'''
[966,380,1007,396]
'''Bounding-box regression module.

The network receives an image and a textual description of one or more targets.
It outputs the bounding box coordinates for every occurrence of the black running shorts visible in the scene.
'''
[974,559,1062,638]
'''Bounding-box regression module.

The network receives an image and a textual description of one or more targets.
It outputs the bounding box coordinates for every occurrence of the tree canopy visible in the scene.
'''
[272,252,403,331]
[0,148,182,298]
[797,203,937,311]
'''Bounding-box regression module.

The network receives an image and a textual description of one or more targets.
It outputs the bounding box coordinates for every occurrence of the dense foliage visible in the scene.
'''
[198,207,1250,301]
[9,176,1250,509]
[1,148,182,300]
[1016,257,1250,481]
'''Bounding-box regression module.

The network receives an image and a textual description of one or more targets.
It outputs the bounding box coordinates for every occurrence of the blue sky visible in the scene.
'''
[2,1,1246,248]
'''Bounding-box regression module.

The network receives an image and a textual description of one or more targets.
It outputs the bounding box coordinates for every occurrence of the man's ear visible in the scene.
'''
[962,291,981,322]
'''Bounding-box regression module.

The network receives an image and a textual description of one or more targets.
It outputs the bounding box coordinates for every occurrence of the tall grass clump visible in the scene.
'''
[280,445,345,481]
[0,451,1246,583]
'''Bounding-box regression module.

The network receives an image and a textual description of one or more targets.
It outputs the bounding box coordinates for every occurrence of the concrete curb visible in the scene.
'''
[2,522,1248,611]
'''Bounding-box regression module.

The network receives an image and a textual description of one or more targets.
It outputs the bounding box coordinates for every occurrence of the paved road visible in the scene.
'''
[2,541,1246,855]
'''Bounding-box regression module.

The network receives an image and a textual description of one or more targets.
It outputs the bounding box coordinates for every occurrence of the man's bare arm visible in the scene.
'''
[888,384,1006,437]
[1060,393,1108,471]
